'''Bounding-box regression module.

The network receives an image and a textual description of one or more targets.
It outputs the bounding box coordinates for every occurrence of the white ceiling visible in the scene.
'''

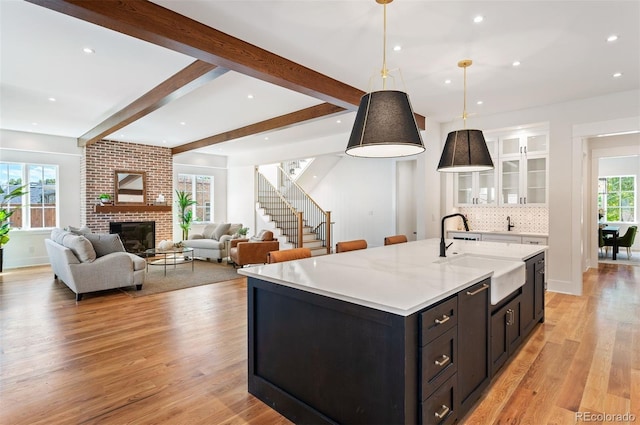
[1,0,639,157]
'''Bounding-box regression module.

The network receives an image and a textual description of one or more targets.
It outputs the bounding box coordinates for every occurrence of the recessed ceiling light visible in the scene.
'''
[476,101,483,105]
[264,136,269,140]
[247,94,254,99]
[83,47,95,54]
[613,72,623,78]
[180,121,186,126]
[473,15,484,23]
[162,140,167,144]
[512,61,521,67]
[120,134,125,137]
[336,120,342,124]
[393,45,402,52]
[48,97,56,102]
[607,34,618,42]
[444,79,452,84]
[32,122,38,126]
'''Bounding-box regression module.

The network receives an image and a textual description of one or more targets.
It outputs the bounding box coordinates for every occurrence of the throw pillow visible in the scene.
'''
[250,230,273,242]
[61,233,96,263]
[51,228,69,245]
[68,225,91,235]
[228,223,242,236]
[213,223,231,240]
[202,223,219,239]
[84,233,125,257]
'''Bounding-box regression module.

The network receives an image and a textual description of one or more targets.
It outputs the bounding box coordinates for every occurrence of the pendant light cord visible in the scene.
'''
[462,63,467,128]
[381,2,388,89]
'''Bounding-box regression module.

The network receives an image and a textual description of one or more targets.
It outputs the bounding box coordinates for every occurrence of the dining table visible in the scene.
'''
[602,225,620,260]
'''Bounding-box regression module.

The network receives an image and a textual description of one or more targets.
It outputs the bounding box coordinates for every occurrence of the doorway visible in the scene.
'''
[396,160,417,241]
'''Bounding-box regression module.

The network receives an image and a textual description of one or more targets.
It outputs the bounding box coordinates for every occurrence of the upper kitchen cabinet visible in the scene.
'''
[499,133,548,206]
[455,139,498,206]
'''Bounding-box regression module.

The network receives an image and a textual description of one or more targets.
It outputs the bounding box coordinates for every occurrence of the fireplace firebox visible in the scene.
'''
[109,221,155,254]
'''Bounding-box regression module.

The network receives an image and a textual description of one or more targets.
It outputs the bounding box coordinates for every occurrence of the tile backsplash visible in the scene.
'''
[457,206,549,234]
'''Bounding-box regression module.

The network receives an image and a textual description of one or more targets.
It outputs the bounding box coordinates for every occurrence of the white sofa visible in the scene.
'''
[182,223,242,262]
[45,228,146,301]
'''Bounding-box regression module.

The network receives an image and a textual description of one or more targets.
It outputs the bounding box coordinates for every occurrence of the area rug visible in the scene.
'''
[120,260,242,297]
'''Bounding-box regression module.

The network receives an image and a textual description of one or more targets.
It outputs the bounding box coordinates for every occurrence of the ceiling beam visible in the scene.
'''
[171,103,347,155]
[77,60,227,147]
[27,0,425,131]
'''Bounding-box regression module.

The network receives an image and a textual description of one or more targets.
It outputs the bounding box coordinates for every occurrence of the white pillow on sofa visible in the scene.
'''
[213,223,231,240]
[202,223,219,239]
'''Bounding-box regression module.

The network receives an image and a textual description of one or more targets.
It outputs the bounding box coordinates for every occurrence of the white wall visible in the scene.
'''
[226,165,256,236]
[1,130,82,268]
[309,156,395,248]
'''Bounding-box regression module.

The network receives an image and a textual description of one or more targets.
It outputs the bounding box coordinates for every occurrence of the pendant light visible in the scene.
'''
[437,60,494,172]
[346,0,425,158]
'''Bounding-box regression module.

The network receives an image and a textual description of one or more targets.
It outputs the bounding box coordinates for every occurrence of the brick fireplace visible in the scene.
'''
[81,140,173,244]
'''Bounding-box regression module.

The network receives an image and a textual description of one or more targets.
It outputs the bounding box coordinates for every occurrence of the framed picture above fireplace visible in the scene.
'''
[115,170,146,205]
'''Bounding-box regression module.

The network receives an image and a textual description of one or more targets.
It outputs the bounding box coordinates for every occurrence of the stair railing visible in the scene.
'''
[277,166,331,254]
[256,171,303,248]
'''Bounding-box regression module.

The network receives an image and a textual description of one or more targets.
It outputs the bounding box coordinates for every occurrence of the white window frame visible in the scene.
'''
[598,175,636,223]
[0,162,59,230]
[177,173,214,223]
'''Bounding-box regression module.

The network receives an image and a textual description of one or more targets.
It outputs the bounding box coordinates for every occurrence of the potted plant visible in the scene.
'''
[1,184,28,272]
[238,227,249,237]
[175,190,197,240]
[98,193,112,205]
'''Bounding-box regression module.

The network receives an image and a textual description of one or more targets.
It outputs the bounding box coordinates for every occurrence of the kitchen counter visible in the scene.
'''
[239,238,545,316]
[243,238,547,424]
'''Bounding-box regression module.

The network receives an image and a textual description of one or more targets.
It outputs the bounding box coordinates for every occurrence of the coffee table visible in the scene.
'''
[145,247,194,276]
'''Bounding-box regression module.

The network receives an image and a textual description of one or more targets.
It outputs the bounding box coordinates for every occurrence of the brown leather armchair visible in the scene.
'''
[229,230,279,267]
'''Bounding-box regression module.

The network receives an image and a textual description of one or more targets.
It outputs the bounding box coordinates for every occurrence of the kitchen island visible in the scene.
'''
[239,238,546,424]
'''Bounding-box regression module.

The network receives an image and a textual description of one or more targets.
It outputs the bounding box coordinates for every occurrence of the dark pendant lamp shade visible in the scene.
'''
[346,90,425,158]
[437,129,494,172]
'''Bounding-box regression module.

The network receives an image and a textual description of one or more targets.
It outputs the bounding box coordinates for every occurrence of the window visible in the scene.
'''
[0,162,58,229]
[177,173,213,222]
[598,175,635,223]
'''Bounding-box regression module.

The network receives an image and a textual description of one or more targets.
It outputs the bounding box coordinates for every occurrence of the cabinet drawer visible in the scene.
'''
[420,296,457,345]
[522,236,547,245]
[421,326,457,400]
[421,374,458,425]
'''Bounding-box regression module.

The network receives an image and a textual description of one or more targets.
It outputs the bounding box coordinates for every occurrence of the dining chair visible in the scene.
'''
[384,235,408,245]
[606,225,637,258]
[335,239,367,253]
[267,247,312,263]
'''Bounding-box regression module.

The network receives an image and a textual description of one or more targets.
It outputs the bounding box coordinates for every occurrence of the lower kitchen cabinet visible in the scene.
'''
[521,252,545,337]
[457,280,491,415]
[491,294,522,377]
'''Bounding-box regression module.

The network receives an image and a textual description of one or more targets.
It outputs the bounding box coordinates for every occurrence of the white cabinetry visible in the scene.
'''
[455,140,498,206]
[447,231,548,245]
[499,133,548,205]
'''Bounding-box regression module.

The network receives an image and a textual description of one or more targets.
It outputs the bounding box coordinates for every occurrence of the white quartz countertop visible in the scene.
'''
[238,238,546,317]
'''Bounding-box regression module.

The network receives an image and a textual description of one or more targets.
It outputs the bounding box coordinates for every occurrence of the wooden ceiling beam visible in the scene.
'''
[77,60,227,147]
[172,103,346,155]
[27,0,425,131]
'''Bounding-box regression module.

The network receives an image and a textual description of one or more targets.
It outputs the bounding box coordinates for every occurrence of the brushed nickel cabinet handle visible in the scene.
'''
[434,315,450,325]
[434,405,450,419]
[466,283,489,296]
[434,355,450,367]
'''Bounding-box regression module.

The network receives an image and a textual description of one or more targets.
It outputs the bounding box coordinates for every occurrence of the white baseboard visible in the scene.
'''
[547,278,582,296]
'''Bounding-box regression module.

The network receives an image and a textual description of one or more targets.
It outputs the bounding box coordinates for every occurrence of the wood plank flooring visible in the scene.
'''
[0,263,637,424]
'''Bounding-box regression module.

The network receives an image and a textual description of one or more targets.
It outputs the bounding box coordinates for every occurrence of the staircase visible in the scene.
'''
[255,167,331,256]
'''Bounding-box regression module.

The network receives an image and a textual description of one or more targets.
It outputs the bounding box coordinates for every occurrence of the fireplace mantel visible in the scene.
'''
[94,205,171,213]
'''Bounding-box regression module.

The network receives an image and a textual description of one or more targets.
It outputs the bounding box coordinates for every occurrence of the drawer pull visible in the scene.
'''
[434,354,450,367]
[434,404,450,419]
[434,315,450,325]
[466,283,489,296]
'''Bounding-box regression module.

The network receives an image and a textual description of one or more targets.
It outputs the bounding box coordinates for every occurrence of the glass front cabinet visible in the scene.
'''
[498,133,548,205]
[455,139,498,206]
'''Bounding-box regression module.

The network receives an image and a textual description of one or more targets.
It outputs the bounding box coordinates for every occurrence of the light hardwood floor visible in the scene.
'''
[0,263,637,424]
